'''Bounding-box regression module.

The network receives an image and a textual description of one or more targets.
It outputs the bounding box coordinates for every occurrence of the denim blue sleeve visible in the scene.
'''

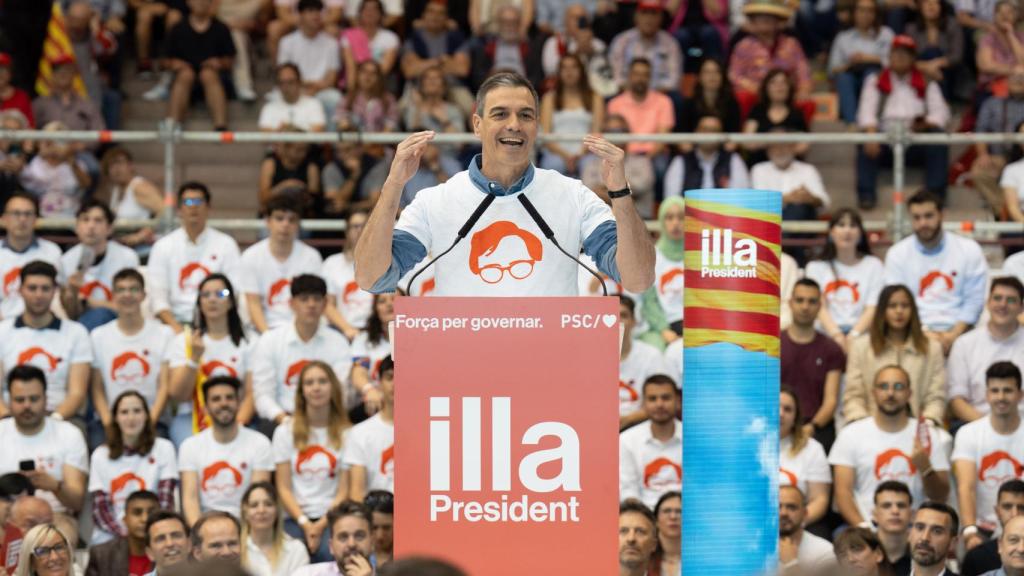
[581,220,621,283]
[369,230,429,293]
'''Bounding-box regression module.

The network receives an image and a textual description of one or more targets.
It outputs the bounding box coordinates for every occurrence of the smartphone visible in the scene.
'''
[78,245,96,274]
[18,460,35,472]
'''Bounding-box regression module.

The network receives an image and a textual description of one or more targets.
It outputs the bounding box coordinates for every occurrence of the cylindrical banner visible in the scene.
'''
[683,189,782,576]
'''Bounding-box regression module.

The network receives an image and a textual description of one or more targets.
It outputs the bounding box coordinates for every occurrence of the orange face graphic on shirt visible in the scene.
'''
[874,449,916,480]
[202,360,238,379]
[342,282,360,305]
[201,461,243,495]
[779,468,798,487]
[79,280,113,302]
[110,472,146,506]
[381,445,394,478]
[285,360,310,389]
[3,267,21,297]
[644,457,682,489]
[918,271,955,299]
[179,262,212,292]
[469,221,543,284]
[17,347,61,372]
[110,351,151,385]
[658,268,685,297]
[825,279,860,305]
[979,451,1024,487]
[419,278,436,296]
[619,380,639,405]
[267,279,291,308]
[295,446,337,479]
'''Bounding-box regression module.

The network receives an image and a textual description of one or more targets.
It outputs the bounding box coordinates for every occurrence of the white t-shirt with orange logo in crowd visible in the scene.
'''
[178,427,274,517]
[619,419,683,509]
[951,417,1024,530]
[804,256,884,331]
[619,340,671,416]
[166,331,253,417]
[0,417,88,514]
[0,317,93,411]
[779,436,832,496]
[252,324,351,421]
[272,421,344,519]
[147,227,241,322]
[91,319,174,411]
[828,418,951,522]
[393,169,614,296]
[60,242,140,308]
[0,238,63,320]
[350,333,392,383]
[654,251,684,325]
[88,438,178,544]
[237,239,323,330]
[343,413,394,493]
[322,252,374,329]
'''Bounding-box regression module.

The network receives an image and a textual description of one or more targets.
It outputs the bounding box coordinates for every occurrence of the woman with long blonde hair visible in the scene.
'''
[240,481,309,576]
[779,387,832,526]
[272,361,351,563]
[13,524,73,576]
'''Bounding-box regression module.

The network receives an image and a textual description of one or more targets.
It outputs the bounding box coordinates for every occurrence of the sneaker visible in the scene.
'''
[236,87,257,102]
[142,82,169,101]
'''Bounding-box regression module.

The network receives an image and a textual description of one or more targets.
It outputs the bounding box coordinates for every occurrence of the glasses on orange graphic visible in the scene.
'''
[478,260,536,284]
[469,221,543,284]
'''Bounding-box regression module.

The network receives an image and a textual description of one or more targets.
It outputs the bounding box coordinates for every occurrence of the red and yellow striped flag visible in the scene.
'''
[35,2,87,97]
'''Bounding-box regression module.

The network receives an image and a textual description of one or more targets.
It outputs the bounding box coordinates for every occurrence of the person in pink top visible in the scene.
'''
[606,58,674,159]
[728,0,812,115]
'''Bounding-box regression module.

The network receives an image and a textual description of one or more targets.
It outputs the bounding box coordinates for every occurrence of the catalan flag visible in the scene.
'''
[35,2,87,97]
[186,328,213,434]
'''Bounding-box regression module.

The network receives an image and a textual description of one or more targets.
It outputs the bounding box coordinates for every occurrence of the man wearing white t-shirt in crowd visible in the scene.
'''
[89,269,174,448]
[620,375,682,510]
[0,192,63,322]
[60,199,141,331]
[179,376,273,526]
[884,190,988,354]
[0,261,92,420]
[953,361,1024,549]
[292,501,376,576]
[619,295,670,430]
[907,502,959,576]
[239,195,323,334]
[253,274,352,426]
[356,72,655,297]
[346,355,395,502]
[259,63,327,133]
[778,485,835,576]
[961,480,1024,576]
[751,130,831,225]
[829,365,952,527]
[0,365,88,516]
[323,211,374,340]
[148,182,241,334]
[276,0,344,125]
[872,481,914,574]
[947,278,1024,424]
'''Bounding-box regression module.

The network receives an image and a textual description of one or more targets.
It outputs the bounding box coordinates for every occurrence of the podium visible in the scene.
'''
[392,297,620,576]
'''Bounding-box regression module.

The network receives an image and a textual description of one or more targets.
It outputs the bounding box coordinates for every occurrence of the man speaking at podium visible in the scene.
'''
[355,72,655,296]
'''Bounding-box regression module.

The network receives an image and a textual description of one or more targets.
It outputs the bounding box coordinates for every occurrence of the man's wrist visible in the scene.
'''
[962,525,979,537]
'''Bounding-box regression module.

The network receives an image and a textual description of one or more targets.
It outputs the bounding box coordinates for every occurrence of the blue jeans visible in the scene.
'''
[835,67,880,124]
[284,516,332,563]
[855,134,949,204]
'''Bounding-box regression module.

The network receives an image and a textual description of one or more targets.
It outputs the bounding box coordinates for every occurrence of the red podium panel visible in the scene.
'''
[393,297,620,576]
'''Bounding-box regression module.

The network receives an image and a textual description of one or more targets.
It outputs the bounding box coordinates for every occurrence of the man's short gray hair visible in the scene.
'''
[474,72,540,116]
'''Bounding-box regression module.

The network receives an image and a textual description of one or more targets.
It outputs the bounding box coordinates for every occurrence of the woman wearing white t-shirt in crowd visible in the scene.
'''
[804,208,884,352]
[168,274,255,448]
[323,211,374,340]
[88,391,178,545]
[240,481,310,576]
[350,293,394,419]
[779,387,831,528]
[1000,121,1024,254]
[653,492,681,576]
[97,147,163,253]
[640,197,685,350]
[273,361,351,563]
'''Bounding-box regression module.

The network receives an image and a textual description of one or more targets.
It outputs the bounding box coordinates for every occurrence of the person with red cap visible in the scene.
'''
[0,54,33,127]
[855,34,950,210]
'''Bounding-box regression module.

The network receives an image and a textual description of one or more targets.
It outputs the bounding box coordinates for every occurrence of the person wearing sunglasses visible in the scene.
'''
[830,364,952,529]
[12,523,73,576]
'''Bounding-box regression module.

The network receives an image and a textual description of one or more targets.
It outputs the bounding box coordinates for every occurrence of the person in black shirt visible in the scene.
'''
[961,480,1024,576]
[165,0,236,130]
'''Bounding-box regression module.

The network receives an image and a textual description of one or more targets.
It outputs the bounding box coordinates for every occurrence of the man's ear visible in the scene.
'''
[472,113,482,137]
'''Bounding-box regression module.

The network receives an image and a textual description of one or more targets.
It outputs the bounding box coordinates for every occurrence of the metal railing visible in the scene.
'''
[6,123,1024,241]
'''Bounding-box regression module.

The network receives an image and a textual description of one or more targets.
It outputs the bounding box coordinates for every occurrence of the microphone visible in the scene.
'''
[404,193,496,295]
[517,194,609,297]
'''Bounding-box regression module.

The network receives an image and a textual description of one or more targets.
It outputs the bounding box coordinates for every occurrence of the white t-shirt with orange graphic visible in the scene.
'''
[350,333,392,385]
[619,419,683,509]
[805,256,884,331]
[828,418,951,522]
[951,417,1024,530]
[343,413,394,493]
[619,340,671,416]
[654,250,684,325]
[237,238,323,330]
[91,319,174,412]
[166,331,253,417]
[779,436,832,496]
[272,421,344,518]
[0,417,88,514]
[0,317,93,412]
[60,242,140,308]
[88,438,178,544]
[178,427,274,517]
[147,227,241,322]
[394,170,614,296]
[0,238,63,320]
[252,324,352,420]
[322,252,374,329]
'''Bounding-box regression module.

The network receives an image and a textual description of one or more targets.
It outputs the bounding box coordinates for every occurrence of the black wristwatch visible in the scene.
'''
[607,187,632,199]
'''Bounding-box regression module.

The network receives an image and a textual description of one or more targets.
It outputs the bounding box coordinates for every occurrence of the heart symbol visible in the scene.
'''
[602,314,617,328]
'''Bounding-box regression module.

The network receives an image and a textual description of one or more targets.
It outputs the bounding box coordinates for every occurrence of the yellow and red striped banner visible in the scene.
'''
[35,3,87,98]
